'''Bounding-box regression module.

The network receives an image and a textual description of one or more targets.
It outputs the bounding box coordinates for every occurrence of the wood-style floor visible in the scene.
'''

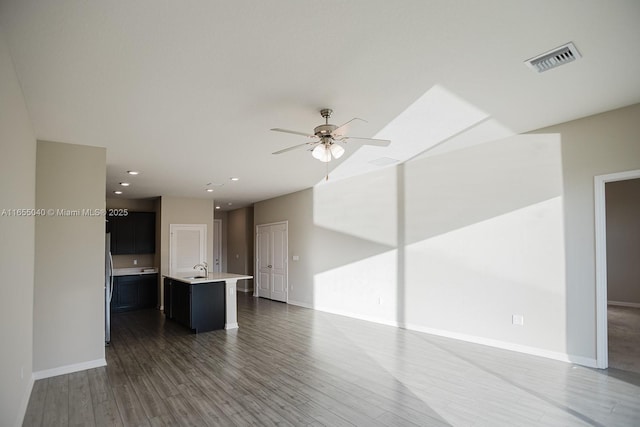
[24,293,640,426]
[608,305,640,374]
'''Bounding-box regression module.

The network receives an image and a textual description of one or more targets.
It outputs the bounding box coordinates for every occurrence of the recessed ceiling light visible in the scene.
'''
[119,182,130,187]
[127,170,140,175]
[228,202,233,206]
[206,189,214,193]
[230,177,239,181]
[114,190,123,195]
[215,206,221,209]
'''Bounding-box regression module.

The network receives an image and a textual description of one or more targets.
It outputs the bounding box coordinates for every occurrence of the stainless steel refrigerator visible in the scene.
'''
[105,233,114,345]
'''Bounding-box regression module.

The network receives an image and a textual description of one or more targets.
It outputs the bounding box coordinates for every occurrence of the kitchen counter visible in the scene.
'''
[113,267,158,276]
[163,272,252,330]
[165,272,252,285]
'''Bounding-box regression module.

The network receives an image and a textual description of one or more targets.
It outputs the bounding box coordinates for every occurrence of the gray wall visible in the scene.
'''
[227,207,254,291]
[536,103,640,361]
[0,24,37,427]
[255,103,640,365]
[34,141,106,374]
[606,178,640,304]
[215,210,228,272]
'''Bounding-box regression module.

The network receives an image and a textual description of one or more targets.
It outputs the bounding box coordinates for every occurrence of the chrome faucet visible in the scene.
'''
[193,261,208,277]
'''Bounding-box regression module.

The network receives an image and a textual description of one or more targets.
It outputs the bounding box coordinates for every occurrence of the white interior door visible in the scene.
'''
[256,222,288,302]
[213,219,222,273]
[169,224,207,275]
[257,227,271,299]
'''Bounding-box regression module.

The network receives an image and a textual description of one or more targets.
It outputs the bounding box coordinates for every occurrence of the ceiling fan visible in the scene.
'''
[271,109,391,162]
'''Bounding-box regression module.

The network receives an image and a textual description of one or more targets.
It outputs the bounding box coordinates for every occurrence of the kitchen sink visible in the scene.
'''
[184,275,207,279]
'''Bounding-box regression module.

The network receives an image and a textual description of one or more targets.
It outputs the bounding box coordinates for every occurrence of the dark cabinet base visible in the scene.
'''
[111,274,157,313]
[164,278,225,333]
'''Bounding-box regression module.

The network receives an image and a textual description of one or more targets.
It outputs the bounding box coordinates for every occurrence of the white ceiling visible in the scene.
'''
[1,1,639,209]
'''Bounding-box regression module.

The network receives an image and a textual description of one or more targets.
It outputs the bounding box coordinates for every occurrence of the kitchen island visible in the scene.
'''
[163,273,252,333]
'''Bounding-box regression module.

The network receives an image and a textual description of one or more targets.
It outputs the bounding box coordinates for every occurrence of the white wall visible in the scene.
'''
[606,178,640,304]
[254,103,640,366]
[254,167,401,314]
[0,24,37,427]
[404,134,567,356]
[34,141,106,375]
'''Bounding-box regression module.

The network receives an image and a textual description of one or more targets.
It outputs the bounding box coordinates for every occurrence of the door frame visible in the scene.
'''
[594,169,640,369]
[169,223,207,276]
[255,220,288,301]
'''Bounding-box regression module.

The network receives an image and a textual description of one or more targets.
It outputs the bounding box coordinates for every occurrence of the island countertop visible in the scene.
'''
[163,272,253,285]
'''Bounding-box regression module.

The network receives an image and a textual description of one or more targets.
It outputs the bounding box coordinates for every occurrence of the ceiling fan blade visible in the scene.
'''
[341,136,391,147]
[332,117,367,136]
[272,141,318,155]
[270,128,316,138]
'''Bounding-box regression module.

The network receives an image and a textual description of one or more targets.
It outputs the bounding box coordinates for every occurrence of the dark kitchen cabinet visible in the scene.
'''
[134,212,156,254]
[111,274,158,313]
[108,212,155,254]
[163,278,172,318]
[164,278,225,333]
[172,281,191,327]
[138,274,158,309]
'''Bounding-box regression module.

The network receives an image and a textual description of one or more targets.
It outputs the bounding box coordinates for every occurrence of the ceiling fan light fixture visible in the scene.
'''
[329,143,345,159]
[312,144,331,162]
[271,108,391,164]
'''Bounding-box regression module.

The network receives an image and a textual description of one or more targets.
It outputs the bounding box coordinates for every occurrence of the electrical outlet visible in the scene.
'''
[512,314,524,326]
[378,297,383,305]
[133,259,138,265]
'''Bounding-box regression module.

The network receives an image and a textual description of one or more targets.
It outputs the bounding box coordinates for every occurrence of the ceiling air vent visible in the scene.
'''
[369,157,399,167]
[525,42,581,73]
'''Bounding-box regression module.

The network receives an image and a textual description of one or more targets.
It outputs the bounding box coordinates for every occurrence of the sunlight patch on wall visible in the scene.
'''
[405,133,564,244]
[415,117,513,159]
[405,196,567,352]
[313,250,398,324]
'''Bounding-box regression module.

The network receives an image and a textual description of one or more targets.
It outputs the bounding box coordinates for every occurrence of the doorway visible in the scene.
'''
[255,221,288,302]
[595,170,640,370]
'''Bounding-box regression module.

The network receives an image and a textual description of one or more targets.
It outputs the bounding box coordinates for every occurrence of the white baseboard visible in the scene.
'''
[301,302,597,369]
[32,358,106,380]
[15,375,34,427]
[608,301,640,308]
[400,322,597,368]
[314,305,400,328]
[225,323,239,330]
[287,300,313,309]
